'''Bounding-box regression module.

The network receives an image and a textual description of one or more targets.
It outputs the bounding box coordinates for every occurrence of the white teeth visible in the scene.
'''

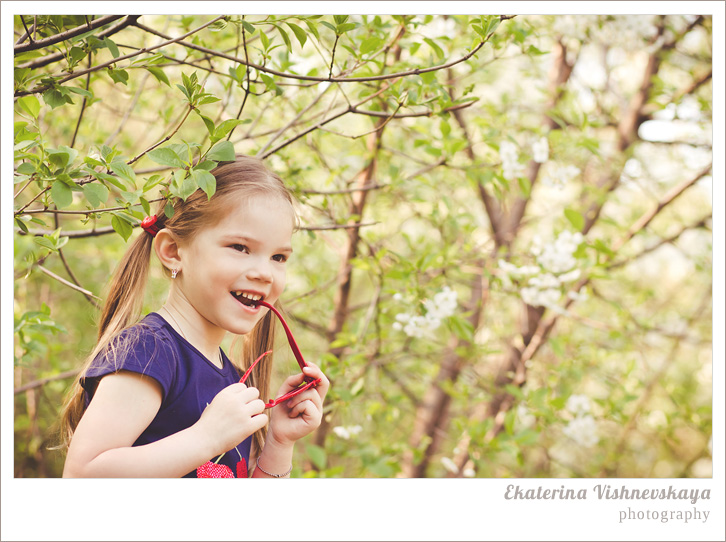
[234,291,262,301]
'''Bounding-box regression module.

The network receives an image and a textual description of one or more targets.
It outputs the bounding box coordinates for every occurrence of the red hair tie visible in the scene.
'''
[140,215,160,237]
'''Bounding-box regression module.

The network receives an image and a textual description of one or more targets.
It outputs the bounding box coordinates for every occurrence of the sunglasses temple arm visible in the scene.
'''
[239,350,273,384]
[257,300,308,372]
[264,378,322,409]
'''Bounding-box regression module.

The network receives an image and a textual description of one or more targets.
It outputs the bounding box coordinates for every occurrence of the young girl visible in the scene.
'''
[61,156,329,478]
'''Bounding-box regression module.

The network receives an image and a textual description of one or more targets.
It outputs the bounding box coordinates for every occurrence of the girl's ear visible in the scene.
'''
[154,229,182,272]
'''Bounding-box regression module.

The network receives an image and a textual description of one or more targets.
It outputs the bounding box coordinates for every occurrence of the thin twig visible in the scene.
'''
[70,53,93,148]
[300,183,386,196]
[301,221,379,231]
[58,249,101,308]
[132,19,491,84]
[259,80,395,158]
[14,370,79,395]
[18,15,35,45]
[37,265,102,300]
[128,106,193,165]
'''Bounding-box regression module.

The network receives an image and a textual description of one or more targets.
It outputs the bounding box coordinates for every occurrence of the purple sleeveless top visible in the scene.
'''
[82,313,251,478]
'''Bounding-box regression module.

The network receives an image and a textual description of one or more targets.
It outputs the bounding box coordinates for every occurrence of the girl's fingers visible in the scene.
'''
[289,399,318,420]
[285,388,322,412]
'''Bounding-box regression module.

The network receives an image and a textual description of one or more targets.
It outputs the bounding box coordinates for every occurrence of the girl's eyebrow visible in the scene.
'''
[222,235,293,254]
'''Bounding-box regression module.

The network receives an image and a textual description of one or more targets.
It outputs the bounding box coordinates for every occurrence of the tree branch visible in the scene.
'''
[14,15,123,53]
[37,265,102,300]
[132,19,492,84]
[16,16,226,97]
[14,370,79,395]
[16,16,141,71]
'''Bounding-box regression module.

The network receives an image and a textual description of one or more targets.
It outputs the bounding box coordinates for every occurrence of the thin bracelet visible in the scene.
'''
[255,459,292,478]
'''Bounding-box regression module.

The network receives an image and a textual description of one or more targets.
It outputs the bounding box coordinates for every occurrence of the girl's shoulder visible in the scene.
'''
[83,313,182,402]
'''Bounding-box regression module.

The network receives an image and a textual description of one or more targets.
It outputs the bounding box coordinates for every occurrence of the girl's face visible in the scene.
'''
[175,193,294,337]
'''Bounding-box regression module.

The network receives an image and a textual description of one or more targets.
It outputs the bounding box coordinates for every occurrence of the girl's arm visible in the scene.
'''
[63,371,267,478]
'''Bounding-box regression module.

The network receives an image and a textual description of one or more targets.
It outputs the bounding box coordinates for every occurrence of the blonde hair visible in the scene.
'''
[60,156,296,458]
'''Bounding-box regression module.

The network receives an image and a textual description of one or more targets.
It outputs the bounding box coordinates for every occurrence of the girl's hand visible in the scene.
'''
[268,363,329,447]
[196,383,268,455]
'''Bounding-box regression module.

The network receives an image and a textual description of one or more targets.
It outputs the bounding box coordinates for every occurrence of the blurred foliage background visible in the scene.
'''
[13,13,712,478]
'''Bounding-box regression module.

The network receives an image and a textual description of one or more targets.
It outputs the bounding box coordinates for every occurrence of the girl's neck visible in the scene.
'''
[159,299,226,368]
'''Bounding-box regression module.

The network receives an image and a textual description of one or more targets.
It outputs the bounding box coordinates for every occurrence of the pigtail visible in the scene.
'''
[232,305,278,458]
[58,226,156,449]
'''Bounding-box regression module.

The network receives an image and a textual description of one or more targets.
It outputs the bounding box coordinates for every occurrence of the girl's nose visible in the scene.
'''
[245,258,273,282]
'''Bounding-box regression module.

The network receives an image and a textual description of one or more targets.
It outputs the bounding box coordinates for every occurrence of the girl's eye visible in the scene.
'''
[231,244,249,253]
[272,254,288,263]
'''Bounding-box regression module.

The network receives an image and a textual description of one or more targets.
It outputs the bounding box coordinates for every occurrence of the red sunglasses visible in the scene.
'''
[239,300,322,408]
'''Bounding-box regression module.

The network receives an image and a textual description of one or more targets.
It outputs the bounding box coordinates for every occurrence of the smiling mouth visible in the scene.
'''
[232,291,264,308]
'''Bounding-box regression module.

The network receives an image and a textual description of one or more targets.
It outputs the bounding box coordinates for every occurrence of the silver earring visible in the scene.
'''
[171,269,178,279]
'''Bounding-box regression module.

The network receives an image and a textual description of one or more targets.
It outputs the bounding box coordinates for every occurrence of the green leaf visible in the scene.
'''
[143,174,163,191]
[139,197,151,216]
[111,214,133,241]
[69,46,86,64]
[276,25,292,52]
[33,237,57,251]
[286,22,307,48]
[109,160,137,187]
[17,96,40,118]
[103,37,120,58]
[51,181,73,209]
[147,147,186,168]
[66,86,92,99]
[336,22,358,34]
[212,119,248,142]
[564,208,585,231]
[15,217,29,233]
[191,169,216,199]
[206,140,235,162]
[304,20,320,41]
[146,67,170,86]
[164,200,174,218]
[423,38,444,60]
[42,88,69,109]
[333,15,349,25]
[360,36,382,55]
[319,20,337,33]
[46,148,71,169]
[107,67,129,85]
[241,20,256,34]
[259,28,270,50]
[197,95,220,105]
[83,183,109,207]
[305,443,327,470]
[17,162,35,175]
[198,113,215,136]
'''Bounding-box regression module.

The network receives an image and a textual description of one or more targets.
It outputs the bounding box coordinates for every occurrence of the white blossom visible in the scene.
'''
[558,268,581,283]
[534,230,583,273]
[542,164,581,189]
[517,404,536,428]
[566,394,591,415]
[499,140,526,180]
[532,137,549,163]
[393,293,403,301]
[440,457,458,474]
[567,289,588,302]
[563,414,598,447]
[394,286,458,338]
[332,425,363,440]
[462,467,476,478]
